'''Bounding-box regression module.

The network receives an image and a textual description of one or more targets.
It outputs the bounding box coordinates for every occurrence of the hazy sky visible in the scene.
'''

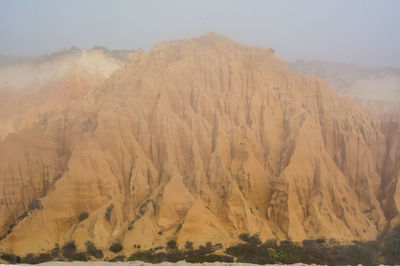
[0,0,399,67]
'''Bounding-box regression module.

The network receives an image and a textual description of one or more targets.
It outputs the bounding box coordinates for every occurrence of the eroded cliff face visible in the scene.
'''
[289,60,400,230]
[0,34,399,255]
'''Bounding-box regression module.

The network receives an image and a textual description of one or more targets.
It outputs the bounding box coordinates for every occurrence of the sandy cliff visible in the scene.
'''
[0,34,399,256]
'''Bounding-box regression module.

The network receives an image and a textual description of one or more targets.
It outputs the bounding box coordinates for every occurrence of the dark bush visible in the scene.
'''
[226,243,260,263]
[128,251,147,262]
[71,252,88,261]
[50,244,60,258]
[17,211,28,221]
[185,241,193,250]
[22,253,36,264]
[276,241,308,264]
[62,241,77,259]
[129,247,227,263]
[105,204,114,221]
[0,253,15,263]
[280,240,294,246]
[382,225,400,265]
[166,251,185,262]
[22,244,60,263]
[197,242,215,254]
[85,241,103,258]
[110,242,123,253]
[28,199,43,210]
[22,253,52,264]
[167,240,177,249]
[128,251,168,263]
[21,243,75,263]
[37,253,51,263]
[226,239,309,264]
[9,222,16,230]
[78,212,89,222]
[239,233,261,246]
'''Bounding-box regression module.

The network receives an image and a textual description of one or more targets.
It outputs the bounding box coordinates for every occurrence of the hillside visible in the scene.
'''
[0,34,399,258]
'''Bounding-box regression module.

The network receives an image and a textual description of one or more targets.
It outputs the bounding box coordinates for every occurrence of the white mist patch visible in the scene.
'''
[0,49,123,91]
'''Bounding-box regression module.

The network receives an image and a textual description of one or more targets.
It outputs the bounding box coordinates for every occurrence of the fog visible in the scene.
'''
[0,0,399,68]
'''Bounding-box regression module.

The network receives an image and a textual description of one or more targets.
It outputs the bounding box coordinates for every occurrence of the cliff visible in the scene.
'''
[0,33,399,256]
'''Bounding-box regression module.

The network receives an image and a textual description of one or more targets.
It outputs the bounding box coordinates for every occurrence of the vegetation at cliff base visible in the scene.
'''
[0,225,399,265]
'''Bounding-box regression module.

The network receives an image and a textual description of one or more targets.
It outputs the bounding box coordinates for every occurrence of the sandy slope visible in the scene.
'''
[0,33,399,256]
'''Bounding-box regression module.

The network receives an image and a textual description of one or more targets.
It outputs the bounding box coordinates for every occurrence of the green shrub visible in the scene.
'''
[109,242,123,253]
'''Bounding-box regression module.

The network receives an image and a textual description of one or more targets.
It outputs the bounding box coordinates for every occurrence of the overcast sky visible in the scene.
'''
[0,0,399,67]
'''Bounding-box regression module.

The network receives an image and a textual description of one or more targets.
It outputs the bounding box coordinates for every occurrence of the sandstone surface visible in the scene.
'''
[0,34,399,256]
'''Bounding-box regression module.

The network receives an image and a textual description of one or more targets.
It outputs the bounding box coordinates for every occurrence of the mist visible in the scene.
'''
[0,0,399,68]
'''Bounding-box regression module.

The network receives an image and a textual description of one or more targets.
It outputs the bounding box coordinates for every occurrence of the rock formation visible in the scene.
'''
[0,33,399,256]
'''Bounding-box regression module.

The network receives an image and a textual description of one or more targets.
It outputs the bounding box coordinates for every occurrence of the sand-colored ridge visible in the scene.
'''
[0,34,399,256]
